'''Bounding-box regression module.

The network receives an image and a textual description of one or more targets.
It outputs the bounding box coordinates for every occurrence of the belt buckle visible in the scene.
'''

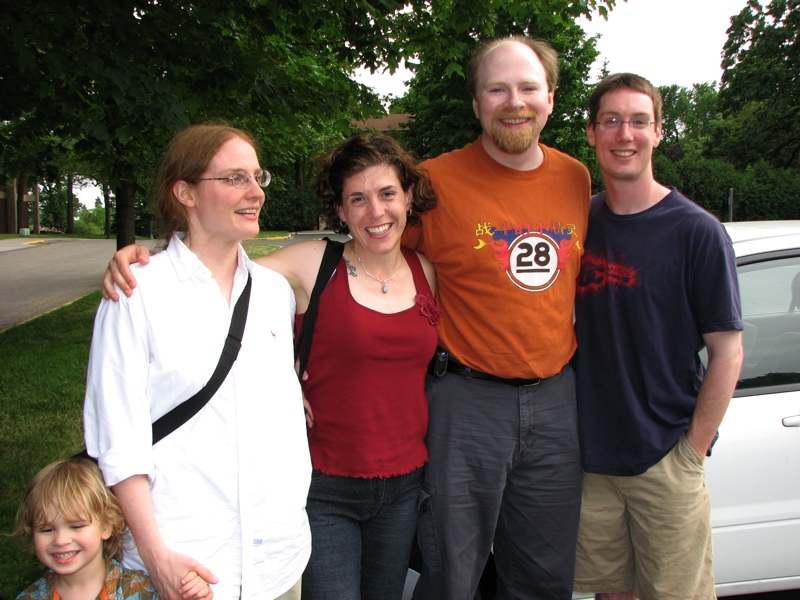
[523,377,541,387]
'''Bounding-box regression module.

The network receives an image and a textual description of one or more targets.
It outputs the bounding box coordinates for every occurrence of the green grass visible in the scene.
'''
[0,292,101,599]
[242,241,281,259]
[0,232,288,597]
[254,230,290,239]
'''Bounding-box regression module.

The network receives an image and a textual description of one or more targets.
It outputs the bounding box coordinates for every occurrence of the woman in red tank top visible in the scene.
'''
[286,135,441,600]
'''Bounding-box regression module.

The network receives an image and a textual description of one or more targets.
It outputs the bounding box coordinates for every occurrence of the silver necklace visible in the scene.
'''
[351,244,402,294]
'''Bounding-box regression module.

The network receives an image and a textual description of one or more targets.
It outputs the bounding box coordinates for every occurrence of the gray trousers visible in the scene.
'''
[412,365,582,600]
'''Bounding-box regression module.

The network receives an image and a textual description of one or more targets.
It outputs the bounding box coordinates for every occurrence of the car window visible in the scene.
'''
[737,255,800,389]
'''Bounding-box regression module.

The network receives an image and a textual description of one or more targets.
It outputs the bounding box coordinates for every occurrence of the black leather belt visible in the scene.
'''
[430,357,542,387]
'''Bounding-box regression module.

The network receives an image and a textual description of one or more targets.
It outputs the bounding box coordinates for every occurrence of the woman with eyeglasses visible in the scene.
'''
[84,124,312,600]
[102,133,440,600]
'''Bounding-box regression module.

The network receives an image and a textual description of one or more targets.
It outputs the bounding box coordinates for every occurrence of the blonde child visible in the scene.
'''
[11,458,209,600]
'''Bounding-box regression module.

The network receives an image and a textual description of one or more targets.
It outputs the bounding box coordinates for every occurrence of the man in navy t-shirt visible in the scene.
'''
[572,73,743,600]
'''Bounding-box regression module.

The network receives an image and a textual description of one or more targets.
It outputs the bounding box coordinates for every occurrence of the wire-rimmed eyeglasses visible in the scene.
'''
[595,117,655,131]
[193,169,271,189]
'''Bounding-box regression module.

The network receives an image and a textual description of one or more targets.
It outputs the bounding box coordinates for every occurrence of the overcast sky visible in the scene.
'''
[357,0,752,96]
[580,0,750,87]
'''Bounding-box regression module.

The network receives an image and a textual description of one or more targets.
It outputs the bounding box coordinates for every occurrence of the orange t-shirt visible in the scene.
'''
[404,138,590,379]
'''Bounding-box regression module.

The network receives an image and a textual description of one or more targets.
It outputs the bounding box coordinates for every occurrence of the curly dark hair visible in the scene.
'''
[315,133,437,234]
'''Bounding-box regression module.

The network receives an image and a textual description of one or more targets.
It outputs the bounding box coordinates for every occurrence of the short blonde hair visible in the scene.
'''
[11,458,126,561]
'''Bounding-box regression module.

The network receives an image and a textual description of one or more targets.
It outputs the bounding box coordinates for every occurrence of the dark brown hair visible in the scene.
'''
[315,133,437,234]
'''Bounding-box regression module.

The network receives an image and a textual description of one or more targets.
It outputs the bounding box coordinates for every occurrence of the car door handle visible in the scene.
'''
[782,415,800,427]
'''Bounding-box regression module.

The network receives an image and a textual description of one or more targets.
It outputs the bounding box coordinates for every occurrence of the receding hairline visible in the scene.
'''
[469,38,558,97]
[478,40,543,76]
[482,39,536,60]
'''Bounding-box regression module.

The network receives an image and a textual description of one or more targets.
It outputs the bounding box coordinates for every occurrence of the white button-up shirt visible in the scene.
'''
[84,235,311,599]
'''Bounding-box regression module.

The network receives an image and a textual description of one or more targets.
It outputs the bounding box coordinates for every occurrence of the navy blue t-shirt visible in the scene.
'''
[573,189,742,476]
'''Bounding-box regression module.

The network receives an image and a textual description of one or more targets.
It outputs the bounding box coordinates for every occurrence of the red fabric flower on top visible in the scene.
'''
[416,294,444,326]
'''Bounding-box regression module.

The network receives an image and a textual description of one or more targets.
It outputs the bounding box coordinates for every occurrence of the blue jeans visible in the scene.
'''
[412,365,583,600]
[301,467,424,600]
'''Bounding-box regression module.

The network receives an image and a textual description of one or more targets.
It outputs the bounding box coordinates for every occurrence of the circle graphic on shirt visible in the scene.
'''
[506,232,560,292]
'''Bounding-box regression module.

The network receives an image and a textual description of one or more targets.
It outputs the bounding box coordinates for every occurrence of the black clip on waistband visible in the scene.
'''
[428,349,541,387]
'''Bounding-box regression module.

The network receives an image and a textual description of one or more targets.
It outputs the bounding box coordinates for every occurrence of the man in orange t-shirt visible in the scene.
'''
[404,36,591,600]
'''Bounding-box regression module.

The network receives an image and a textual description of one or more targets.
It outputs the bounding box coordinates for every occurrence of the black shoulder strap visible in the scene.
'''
[295,238,345,377]
[151,273,252,445]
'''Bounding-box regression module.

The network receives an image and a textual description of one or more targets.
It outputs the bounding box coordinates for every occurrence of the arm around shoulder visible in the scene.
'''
[102,243,153,301]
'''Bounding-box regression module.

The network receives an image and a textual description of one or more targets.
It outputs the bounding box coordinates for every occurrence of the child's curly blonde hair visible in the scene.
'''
[11,458,126,561]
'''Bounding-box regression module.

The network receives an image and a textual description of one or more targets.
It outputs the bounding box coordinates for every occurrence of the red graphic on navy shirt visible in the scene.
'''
[578,252,638,293]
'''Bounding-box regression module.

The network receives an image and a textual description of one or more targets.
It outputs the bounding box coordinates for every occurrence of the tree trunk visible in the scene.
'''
[32,182,40,234]
[15,176,27,232]
[294,158,303,187]
[115,180,136,249]
[66,173,75,234]
[103,183,112,239]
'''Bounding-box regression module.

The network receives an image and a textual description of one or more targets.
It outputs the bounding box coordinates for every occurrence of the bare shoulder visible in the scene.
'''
[415,250,437,295]
[254,240,327,294]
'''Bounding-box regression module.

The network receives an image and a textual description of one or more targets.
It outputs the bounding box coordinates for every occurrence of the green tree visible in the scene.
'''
[1,0,427,245]
[253,113,351,233]
[713,0,800,170]
[672,156,740,220]
[658,83,719,161]
[38,178,69,231]
[74,204,106,236]
[734,160,800,220]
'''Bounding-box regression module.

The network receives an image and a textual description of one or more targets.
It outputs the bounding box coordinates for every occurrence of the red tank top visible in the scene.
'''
[295,247,440,477]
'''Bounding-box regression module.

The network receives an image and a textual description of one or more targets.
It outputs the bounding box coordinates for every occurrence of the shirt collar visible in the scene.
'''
[167,233,253,289]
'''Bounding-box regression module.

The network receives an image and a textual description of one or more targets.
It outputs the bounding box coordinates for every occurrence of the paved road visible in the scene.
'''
[0,237,159,332]
[0,233,348,332]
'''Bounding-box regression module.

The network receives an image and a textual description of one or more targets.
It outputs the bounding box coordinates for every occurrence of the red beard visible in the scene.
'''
[490,111,538,154]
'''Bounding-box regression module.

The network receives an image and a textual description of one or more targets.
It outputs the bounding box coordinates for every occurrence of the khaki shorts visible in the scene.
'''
[274,577,302,600]
[573,433,715,600]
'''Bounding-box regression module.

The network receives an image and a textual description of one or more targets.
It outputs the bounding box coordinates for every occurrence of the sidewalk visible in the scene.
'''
[0,236,53,253]
[250,231,351,247]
